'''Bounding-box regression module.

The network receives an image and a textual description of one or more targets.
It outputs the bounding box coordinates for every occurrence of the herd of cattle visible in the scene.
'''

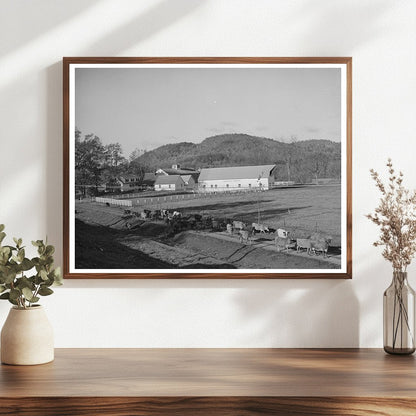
[119,206,332,258]
[229,220,332,257]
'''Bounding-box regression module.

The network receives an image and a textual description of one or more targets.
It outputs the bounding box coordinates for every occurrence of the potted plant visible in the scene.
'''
[367,159,416,354]
[0,224,62,365]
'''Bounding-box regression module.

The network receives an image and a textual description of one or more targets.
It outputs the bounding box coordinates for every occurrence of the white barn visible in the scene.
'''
[154,175,185,191]
[198,165,276,192]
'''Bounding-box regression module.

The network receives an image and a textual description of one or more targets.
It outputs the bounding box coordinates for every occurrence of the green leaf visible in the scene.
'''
[8,297,18,306]
[37,244,46,256]
[34,274,43,285]
[0,286,7,294]
[0,253,7,266]
[1,270,16,285]
[20,258,34,271]
[32,240,43,247]
[17,248,25,263]
[0,292,9,299]
[38,287,53,296]
[0,232,6,244]
[17,276,35,291]
[22,287,34,301]
[0,246,10,255]
[39,269,48,281]
[0,224,5,232]
[44,245,55,256]
[13,237,22,248]
[9,288,21,301]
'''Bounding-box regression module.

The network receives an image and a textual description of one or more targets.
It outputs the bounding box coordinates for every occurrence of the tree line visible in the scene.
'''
[75,128,145,196]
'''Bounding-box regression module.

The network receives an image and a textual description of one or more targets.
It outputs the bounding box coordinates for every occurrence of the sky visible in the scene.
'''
[75,66,341,157]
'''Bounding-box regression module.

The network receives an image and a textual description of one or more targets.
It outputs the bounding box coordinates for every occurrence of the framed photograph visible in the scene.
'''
[63,57,352,279]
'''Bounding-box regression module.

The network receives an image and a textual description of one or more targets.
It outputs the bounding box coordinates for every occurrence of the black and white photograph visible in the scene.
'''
[64,58,352,278]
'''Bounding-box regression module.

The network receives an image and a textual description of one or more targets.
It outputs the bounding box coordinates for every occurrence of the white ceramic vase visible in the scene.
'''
[1,305,54,365]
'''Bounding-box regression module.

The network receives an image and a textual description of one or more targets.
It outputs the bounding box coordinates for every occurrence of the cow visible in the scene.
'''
[202,215,213,227]
[296,238,312,255]
[277,228,289,238]
[186,217,196,229]
[226,223,233,234]
[140,209,151,220]
[239,229,251,245]
[233,221,246,231]
[252,223,269,233]
[275,236,291,252]
[310,237,332,257]
[151,210,161,220]
[211,220,220,231]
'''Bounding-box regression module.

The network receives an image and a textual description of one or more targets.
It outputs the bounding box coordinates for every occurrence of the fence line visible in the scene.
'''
[95,197,133,207]
[133,188,267,207]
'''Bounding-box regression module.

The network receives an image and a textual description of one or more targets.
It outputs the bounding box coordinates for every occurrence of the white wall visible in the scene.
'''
[1,0,416,348]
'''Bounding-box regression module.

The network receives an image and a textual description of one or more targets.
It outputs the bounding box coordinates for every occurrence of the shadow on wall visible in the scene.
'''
[84,0,205,55]
[233,279,359,347]
[45,0,205,265]
[289,0,393,53]
[0,0,101,57]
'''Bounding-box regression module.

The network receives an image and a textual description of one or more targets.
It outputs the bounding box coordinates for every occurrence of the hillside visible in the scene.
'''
[134,133,341,183]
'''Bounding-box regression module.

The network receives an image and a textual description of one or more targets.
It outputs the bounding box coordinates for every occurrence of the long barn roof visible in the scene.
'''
[154,175,184,185]
[199,165,276,181]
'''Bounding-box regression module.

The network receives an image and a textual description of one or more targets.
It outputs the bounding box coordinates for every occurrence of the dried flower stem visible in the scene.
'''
[366,159,416,272]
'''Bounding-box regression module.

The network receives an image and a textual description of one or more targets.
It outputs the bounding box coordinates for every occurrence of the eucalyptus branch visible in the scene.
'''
[0,225,62,309]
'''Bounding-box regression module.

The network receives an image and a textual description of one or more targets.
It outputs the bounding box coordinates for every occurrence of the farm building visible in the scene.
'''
[142,172,156,188]
[106,174,142,192]
[154,175,185,191]
[198,164,277,192]
[155,164,199,190]
[118,174,142,189]
[181,175,196,191]
[105,178,123,192]
[156,164,197,176]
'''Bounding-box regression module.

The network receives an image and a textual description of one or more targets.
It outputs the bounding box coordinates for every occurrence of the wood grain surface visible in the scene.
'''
[1,349,415,415]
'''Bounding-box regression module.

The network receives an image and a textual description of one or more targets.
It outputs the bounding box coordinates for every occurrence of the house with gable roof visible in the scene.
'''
[154,175,185,191]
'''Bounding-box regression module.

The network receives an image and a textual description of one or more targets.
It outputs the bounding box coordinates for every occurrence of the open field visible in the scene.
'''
[74,185,341,270]
[134,185,341,245]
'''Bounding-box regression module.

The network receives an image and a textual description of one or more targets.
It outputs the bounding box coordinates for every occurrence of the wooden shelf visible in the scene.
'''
[1,348,415,415]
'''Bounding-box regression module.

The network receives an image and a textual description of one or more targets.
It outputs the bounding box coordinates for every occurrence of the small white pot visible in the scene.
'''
[1,305,54,365]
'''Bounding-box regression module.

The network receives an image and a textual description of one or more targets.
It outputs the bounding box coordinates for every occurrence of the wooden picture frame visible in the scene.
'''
[63,57,352,279]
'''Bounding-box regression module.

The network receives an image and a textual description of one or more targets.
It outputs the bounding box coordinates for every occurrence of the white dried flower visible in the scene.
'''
[367,159,416,272]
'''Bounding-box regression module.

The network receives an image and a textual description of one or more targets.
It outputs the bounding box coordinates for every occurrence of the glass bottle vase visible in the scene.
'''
[383,271,415,355]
